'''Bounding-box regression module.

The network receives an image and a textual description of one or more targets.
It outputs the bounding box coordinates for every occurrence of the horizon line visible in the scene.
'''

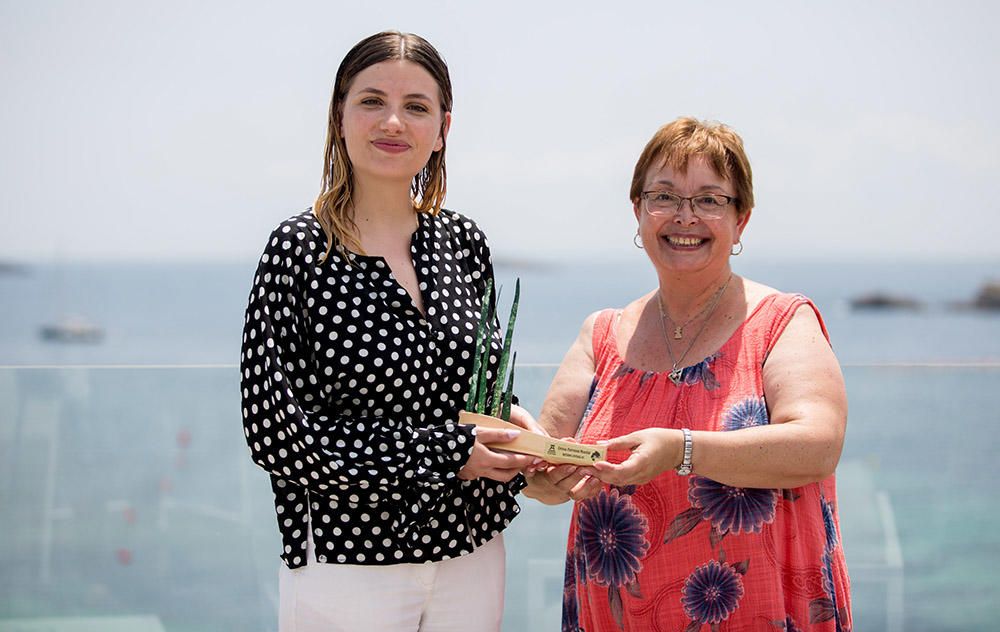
[2,255,999,267]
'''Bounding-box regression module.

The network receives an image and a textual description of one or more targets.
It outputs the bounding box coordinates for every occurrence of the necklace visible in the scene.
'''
[659,278,731,339]
[656,274,733,385]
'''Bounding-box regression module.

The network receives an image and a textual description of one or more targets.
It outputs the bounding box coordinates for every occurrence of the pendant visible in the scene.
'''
[669,368,683,385]
[673,325,683,340]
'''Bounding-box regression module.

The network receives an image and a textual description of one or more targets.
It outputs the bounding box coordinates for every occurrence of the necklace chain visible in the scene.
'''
[656,274,733,385]
[660,277,730,339]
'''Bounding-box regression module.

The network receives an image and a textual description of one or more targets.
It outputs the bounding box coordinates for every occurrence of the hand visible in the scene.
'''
[586,428,682,486]
[507,404,550,437]
[458,427,535,482]
[523,462,604,504]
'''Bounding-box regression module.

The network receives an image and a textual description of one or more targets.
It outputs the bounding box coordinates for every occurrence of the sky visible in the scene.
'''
[2,0,999,263]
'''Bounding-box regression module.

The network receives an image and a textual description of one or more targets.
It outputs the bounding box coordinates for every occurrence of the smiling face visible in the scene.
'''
[340,60,451,188]
[634,155,751,276]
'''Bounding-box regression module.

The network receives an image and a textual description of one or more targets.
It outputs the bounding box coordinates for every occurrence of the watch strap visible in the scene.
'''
[676,427,693,475]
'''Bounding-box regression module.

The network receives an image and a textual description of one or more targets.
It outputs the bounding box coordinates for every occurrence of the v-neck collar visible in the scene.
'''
[344,212,435,324]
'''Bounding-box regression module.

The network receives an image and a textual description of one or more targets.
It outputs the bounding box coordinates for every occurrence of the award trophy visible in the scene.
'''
[458,279,606,466]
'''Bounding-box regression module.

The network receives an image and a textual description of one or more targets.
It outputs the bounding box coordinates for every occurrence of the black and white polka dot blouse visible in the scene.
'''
[240,208,524,568]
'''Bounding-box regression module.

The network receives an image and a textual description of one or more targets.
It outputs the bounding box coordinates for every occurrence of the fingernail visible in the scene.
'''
[504,430,521,439]
[531,458,543,465]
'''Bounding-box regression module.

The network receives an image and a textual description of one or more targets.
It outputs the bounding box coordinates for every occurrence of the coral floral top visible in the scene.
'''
[564,293,852,632]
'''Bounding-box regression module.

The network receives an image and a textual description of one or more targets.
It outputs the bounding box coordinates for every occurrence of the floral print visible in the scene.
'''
[688,476,778,535]
[722,396,769,430]
[577,488,649,587]
[562,553,582,632]
[821,497,839,551]
[681,558,746,625]
[809,496,846,629]
[573,527,588,585]
[821,549,836,600]
[609,353,720,390]
[581,377,600,425]
[808,549,845,629]
[565,300,851,631]
[772,616,803,631]
[677,353,721,390]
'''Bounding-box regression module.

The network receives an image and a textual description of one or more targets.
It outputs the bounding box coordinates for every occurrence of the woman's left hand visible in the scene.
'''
[523,461,604,504]
[587,428,682,486]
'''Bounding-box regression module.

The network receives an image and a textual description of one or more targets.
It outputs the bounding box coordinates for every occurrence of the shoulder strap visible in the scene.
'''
[591,308,620,369]
[763,293,831,357]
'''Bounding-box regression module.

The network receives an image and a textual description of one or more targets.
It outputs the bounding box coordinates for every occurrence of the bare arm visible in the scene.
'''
[523,312,604,504]
[538,311,599,438]
[591,305,847,489]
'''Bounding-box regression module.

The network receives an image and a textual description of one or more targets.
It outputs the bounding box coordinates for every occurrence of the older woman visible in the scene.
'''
[524,118,851,631]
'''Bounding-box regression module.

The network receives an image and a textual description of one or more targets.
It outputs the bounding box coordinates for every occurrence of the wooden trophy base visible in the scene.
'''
[458,411,607,466]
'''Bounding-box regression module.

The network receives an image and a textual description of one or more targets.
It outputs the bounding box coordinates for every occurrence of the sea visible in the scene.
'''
[1,258,998,631]
[2,258,999,367]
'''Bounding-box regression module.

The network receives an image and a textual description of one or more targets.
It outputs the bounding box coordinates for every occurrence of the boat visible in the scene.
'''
[39,317,105,343]
[0,261,28,275]
[849,292,922,311]
[972,281,1000,310]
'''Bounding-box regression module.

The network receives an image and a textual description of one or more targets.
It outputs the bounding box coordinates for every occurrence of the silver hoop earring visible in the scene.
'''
[731,241,743,256]
[633,231,644,249]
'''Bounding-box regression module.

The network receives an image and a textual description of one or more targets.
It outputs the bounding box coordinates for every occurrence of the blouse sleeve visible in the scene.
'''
[239,228,476,499]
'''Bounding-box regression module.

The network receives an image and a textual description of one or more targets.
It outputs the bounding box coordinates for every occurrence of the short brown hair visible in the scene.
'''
[629,117,754,216]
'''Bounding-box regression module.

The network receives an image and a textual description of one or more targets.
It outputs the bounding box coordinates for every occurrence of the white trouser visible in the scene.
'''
[278,530,506,632]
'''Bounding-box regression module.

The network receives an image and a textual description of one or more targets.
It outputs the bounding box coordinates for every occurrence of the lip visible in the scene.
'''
[371,139,411,153]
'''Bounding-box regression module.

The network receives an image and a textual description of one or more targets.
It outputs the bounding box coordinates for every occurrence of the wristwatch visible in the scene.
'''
[676,428,693,475]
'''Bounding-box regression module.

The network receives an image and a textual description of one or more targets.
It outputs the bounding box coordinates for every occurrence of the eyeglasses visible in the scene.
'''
[640,191,736,220]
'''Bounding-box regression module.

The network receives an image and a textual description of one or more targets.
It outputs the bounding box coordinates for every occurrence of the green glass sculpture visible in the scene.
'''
[465,278,519,421]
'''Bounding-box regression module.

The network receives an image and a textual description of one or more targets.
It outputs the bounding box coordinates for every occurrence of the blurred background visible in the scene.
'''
[1,1,998,630]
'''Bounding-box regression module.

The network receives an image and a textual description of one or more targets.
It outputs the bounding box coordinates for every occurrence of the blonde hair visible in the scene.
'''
[630,117,754,217]
[314,31,453,260]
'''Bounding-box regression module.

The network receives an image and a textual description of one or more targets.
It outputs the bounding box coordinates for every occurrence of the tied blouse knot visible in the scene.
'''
[241,209,523,568]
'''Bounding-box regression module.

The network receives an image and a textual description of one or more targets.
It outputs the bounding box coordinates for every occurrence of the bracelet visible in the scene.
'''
[675,428,693,476]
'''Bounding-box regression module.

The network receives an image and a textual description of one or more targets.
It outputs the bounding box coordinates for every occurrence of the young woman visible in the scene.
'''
[240,31,538,632]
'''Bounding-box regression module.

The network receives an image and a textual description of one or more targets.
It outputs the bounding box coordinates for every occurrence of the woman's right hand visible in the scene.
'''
[458,428,535,482]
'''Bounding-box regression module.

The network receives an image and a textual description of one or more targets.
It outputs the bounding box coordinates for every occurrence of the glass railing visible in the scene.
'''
[0,365,996,631]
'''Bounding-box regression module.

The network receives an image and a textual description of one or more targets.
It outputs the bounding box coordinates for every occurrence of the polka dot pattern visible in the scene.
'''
[241,209,524,568]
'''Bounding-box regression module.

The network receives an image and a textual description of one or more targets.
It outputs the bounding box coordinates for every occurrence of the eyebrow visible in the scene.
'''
[357,87,433,102]
[648,179,728,192]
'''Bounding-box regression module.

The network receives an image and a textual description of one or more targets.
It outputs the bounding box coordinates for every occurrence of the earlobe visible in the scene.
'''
[435,111,452,152]
[736,208,752,238]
